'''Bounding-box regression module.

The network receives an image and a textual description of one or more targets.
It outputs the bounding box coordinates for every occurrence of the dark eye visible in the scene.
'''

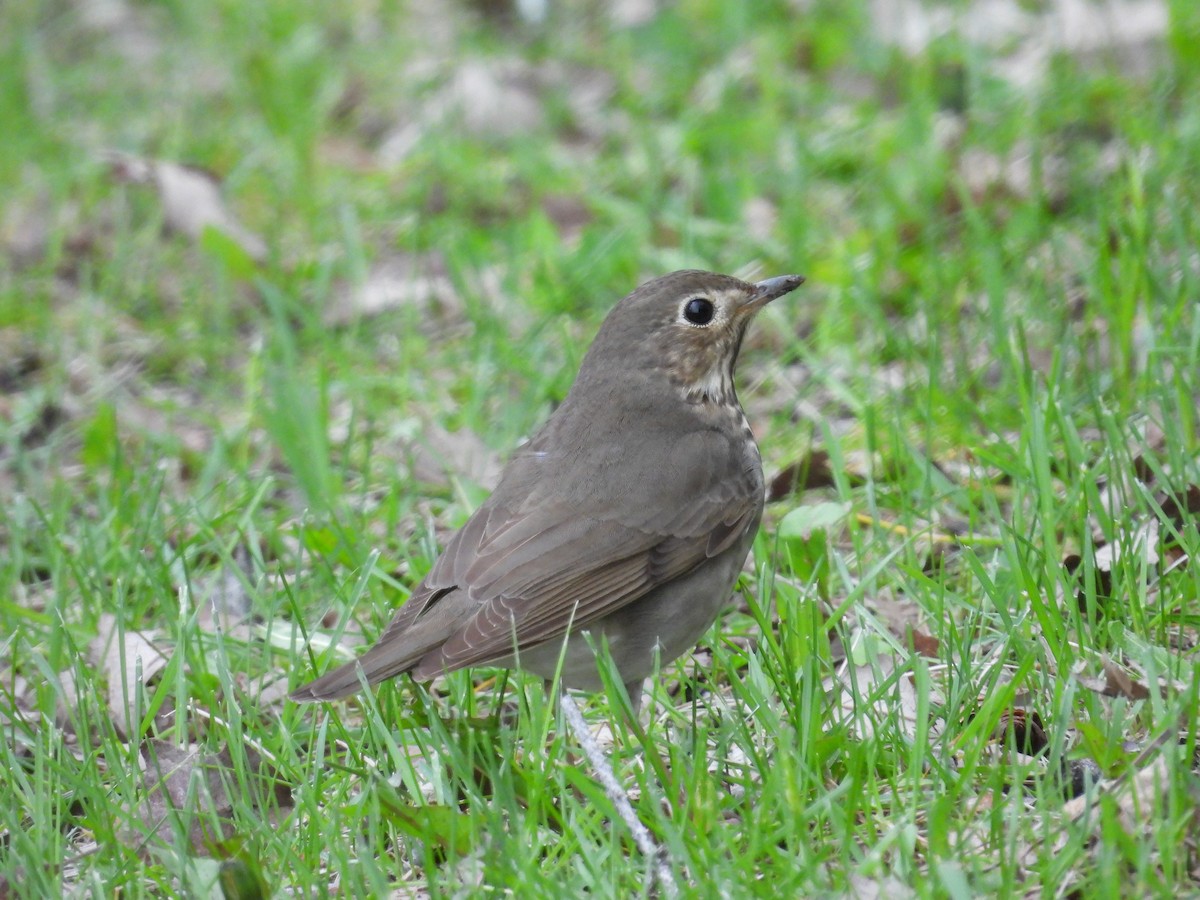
[682,297,715,325]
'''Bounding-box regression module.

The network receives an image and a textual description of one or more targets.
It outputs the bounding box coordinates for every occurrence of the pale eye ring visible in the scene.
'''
[682,297,715,325]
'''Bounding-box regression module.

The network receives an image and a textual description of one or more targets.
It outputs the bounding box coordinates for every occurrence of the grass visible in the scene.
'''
[2,0,1199,896]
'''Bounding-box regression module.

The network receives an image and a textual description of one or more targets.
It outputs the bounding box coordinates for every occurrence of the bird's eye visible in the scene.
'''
[682,297,715,326]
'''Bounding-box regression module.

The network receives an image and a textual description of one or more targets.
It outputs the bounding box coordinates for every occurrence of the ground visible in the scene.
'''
[1,1,1198,897]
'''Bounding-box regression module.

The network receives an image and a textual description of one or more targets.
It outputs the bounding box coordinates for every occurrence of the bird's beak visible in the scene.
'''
[750,274,805,306]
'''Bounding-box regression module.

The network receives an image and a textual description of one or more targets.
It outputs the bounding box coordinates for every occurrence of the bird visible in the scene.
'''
[291,269,804,707]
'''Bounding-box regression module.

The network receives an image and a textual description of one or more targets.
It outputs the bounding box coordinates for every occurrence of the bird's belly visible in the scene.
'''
[509,533,755,691]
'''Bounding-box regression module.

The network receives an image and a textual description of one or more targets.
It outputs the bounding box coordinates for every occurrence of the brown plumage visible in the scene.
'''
[291,269,804,704]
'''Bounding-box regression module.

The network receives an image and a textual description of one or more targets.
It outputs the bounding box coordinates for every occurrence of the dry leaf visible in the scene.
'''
[904,626,940,660]
[1078,657,1152,701]
[830,644,924,743]
[1159,483,1199,572]
[1067,516,1164,615]
[78,0,163,66]
[10,666,85,735]
[1094,519,1161,572]
[105,152,267,262]
[324,253,458,326]
[958,143,1066,205]
[90,612,170,737]
[766,449,838,502]
[378,58,544,163]
[867,593,926,643]
[377,58,614,164]
[608,0,659,27]
[138,739,292,852]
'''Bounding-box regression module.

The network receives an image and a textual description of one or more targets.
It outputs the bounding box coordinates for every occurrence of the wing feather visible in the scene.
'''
[299,393,764,697]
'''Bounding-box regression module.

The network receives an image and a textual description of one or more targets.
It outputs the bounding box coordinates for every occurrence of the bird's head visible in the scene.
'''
[579,269,804,404]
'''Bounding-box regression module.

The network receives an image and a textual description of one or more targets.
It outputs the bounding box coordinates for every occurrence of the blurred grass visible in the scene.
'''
[1,0,1199,896]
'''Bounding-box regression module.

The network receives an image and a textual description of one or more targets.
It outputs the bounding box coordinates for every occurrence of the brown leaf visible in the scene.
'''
[868,594,925,641]
[830,646,923,744]
[1157,484,1199,573]
[1077,657,1152,701]
[765,449,838,502]
[904,626,940,659]
[1131,453,1156,485]
[1066,515,1165,616]
[1101,658,1152,701]
[1064,551,1114,614]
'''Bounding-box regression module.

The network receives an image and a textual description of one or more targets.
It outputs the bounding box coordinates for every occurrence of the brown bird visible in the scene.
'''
[291,269,803,706]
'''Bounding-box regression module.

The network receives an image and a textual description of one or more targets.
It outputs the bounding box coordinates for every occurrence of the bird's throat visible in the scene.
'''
[683,360,737,405]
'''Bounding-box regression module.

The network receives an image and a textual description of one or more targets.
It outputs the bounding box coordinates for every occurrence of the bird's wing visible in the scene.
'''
[413,504,758,678]
[404,425,762,677]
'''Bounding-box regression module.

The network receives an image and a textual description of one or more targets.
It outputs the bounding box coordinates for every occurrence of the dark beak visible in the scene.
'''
[752,274,805,304]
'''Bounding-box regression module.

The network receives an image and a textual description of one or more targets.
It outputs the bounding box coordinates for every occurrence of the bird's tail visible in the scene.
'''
[289,643,428,702]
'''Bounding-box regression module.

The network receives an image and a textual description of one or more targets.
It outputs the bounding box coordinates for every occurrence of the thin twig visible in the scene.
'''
[559,692,678,898]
